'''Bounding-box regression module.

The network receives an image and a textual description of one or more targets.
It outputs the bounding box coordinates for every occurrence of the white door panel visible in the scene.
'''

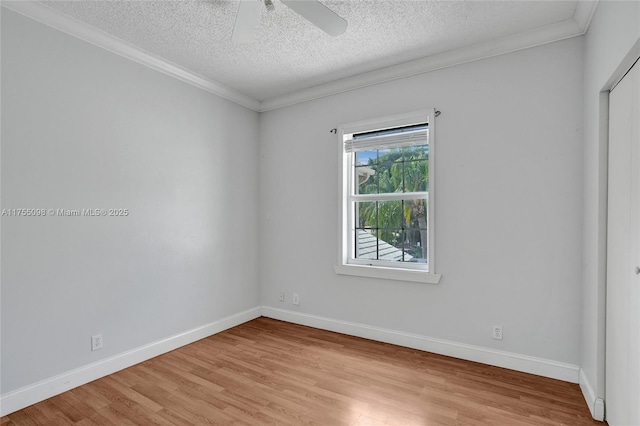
[606,59,640,426]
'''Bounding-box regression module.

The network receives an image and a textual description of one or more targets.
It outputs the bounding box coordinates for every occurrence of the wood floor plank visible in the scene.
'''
[1,317,602,425]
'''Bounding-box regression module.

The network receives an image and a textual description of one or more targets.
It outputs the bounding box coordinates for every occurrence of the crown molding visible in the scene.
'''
[1,1,261,112]
[3,1,597,114]
[574,0,599,34]
[260,16,589,111]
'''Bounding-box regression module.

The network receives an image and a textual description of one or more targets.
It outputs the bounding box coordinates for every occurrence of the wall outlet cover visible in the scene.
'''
[91,334,103,351]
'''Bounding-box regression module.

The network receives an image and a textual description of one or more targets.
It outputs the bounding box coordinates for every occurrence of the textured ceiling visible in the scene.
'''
[43,0,579,102]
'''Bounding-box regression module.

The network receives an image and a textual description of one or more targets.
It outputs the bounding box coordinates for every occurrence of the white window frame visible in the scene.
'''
[334,109,441,284]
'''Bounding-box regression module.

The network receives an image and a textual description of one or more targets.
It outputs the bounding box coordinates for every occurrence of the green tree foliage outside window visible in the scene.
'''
[355,145,429,261]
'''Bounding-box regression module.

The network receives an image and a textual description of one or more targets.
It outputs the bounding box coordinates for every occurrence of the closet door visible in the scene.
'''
[606,59,640,426]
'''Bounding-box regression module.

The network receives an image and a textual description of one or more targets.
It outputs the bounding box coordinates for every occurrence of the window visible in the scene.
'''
[335,110,441,284]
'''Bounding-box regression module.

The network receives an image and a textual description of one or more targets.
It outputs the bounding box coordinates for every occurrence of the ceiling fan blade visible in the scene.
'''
[232,0,260,44]
[281,0,347,36]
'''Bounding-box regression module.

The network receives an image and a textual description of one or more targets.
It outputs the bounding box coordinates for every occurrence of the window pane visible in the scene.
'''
[403,159,428,192]
[356,228,407,262]
[402,144,429,192]
[402,144,428,159]
[355,228,378,259]
[404,229,428,264]
[353,147,429,195]
[404,199,428,228]
[355,165,377,194]
[356,201,377,228]
[376,148,393,164]
[355,150,377,166]
[377,200,403,229]
[354,199,428,263]
[377,229,405,262]
[355,145,427,195]
[376,161,397,194]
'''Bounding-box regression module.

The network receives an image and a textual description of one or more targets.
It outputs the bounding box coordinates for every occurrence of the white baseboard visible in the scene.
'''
[261,306,581,383]
[1,306,586,418]
[579,368,606,421]
[0,306,261,417]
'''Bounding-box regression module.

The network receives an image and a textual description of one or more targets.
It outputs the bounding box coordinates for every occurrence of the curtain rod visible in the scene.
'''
[329,110,441,134]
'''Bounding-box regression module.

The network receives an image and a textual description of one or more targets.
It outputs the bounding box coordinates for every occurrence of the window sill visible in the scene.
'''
[334,264,442,284]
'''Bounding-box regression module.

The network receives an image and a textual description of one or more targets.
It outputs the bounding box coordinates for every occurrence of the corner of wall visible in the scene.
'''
[580,368,605,421]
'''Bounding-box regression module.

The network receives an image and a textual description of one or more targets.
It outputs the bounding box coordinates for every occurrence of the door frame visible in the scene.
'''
[599,39,640,422]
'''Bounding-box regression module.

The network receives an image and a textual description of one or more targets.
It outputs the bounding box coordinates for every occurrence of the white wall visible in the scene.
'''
[581,0,640,414]
[7,0,634,417]
[259,38,584,367]
[1,9,259,394]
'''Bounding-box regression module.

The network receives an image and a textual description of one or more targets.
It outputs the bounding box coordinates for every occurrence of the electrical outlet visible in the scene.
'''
[279,292,285,302]
[292,293,300,306]
[91,334,103,351]
[492,325,503,340]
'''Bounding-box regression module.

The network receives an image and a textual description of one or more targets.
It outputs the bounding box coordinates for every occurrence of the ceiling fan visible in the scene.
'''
[232,0,347,43]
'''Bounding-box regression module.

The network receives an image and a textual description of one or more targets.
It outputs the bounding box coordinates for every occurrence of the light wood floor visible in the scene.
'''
[1,317,602,425]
